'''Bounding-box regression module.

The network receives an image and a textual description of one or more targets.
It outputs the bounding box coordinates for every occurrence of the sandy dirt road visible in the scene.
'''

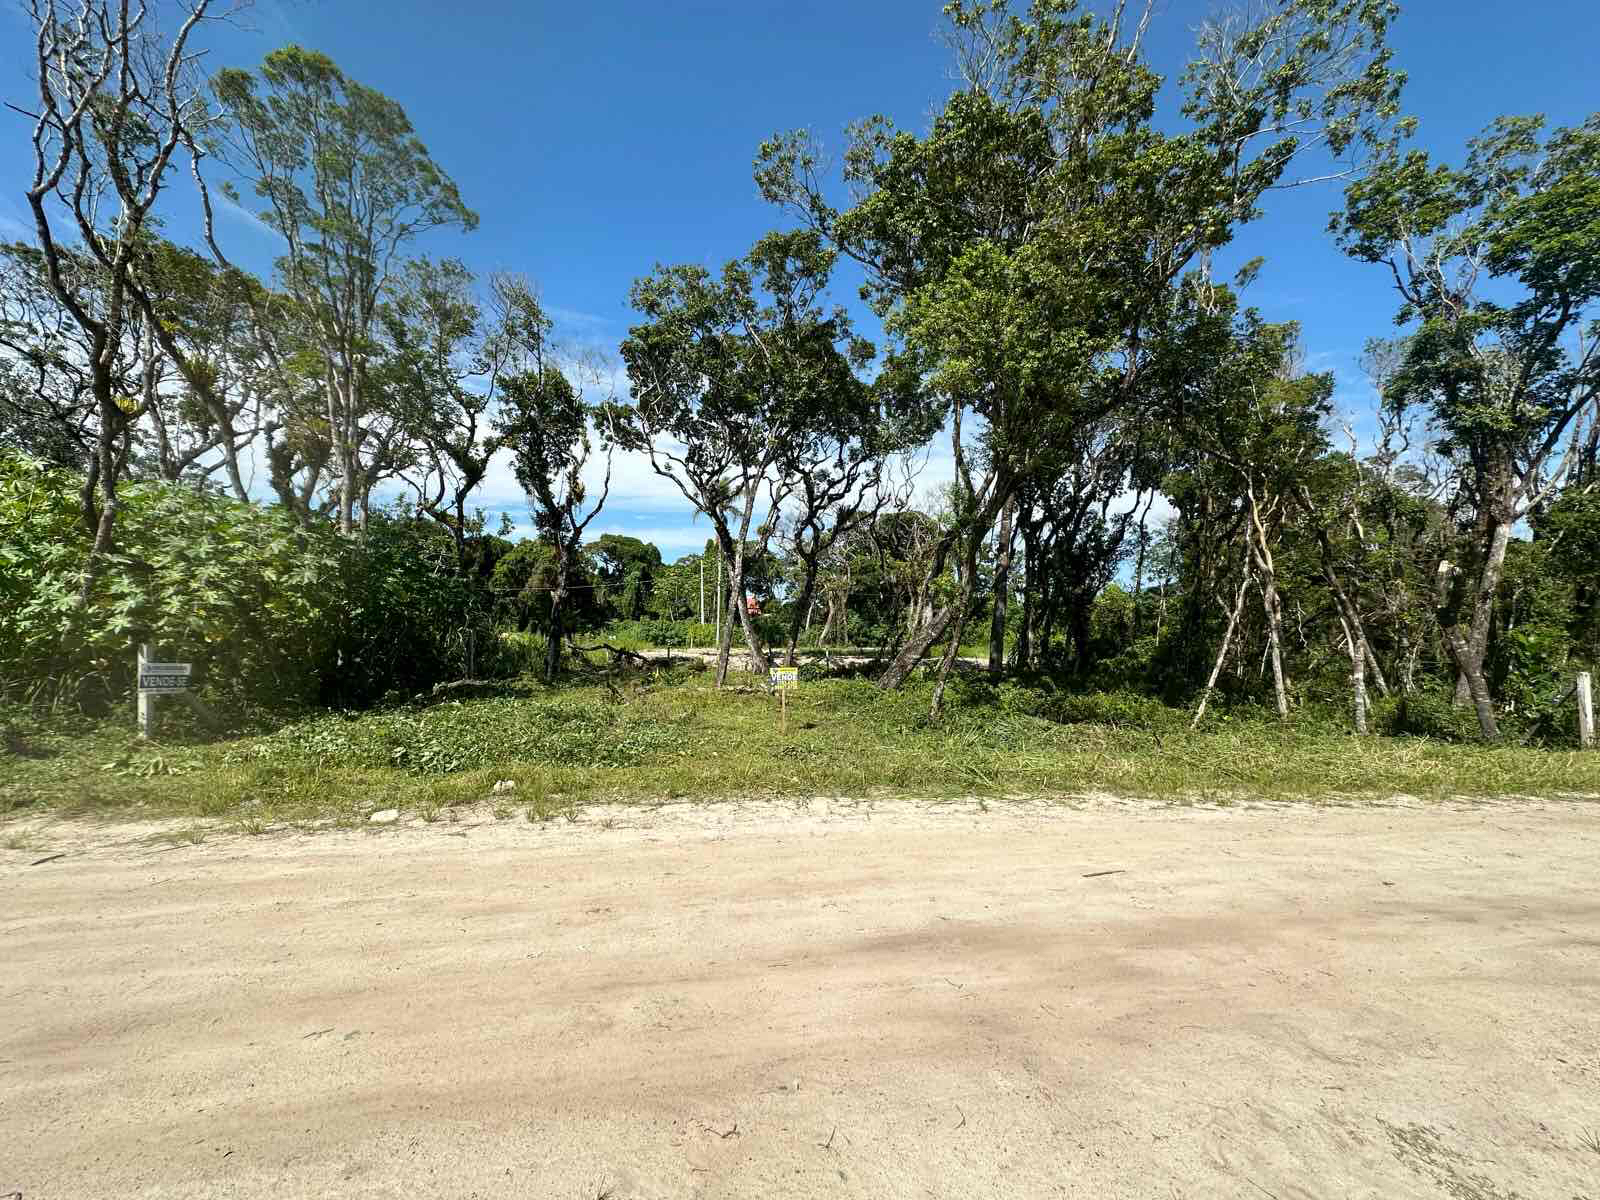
[3,795,1598,1199]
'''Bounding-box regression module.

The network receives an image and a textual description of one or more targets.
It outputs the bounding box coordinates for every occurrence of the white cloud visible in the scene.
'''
[215,193,283,242]
[548,305,616,333]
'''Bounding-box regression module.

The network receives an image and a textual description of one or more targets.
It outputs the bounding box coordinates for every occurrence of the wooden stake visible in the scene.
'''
[780,687,787,735]
[1578,671,1594,749]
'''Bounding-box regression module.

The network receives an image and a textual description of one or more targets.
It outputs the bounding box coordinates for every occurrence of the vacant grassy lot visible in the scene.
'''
[5,666,1597,832]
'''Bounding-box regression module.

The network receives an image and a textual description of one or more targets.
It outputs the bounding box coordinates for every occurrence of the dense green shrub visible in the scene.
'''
[320,514,500,708]
[1383,687,1484,743]
[0,455,496,716]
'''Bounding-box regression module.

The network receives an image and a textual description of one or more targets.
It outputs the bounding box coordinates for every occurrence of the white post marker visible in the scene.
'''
[770,665,798,734]
[1578,671,1594,749]
[136,645,192,739]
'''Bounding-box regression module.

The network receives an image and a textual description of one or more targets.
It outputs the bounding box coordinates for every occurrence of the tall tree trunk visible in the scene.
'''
[1130,492,1154,640]
[1038,588,1057,667]
[1338,615,1370,735]
[1247,491,1289,720]
[930,594,973,718]
[545,549,569,683]
[714,489,755,687]
[714,543,738,687]
[1012,520,1035,670]
[1259,572,1290,720]
[1304,506,1390,717]
[877,528,969,691]
[1364,641,1390,699]
[988,498,1016,678]
[74,362,127,611]
[879,594,963,690]
[730,564,770,678]
[1068,591,1093,678]
[1435,560,1500,740]
[329,369,356,537]
[1192,561,1252,730]
[1453,516,1513,706]
[1443,622,1499,739]
[820,590,847,647]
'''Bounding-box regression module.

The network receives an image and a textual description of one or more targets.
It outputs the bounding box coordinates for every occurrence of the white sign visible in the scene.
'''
[769,666,798,691]
[138,662,192,693]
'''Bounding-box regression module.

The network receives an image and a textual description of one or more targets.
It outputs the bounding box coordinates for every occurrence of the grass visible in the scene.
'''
[3,666,1597,834]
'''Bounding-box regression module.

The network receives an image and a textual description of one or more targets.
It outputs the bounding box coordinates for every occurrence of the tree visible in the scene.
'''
[1172,307,1334,720]
[1,241,112,474]
[590,534,663,621]
[496,362,614,681]
[19,0,235,604]
[1335,112,1600,738]
[382,265,544,568]
[757,0,1406,712]
[213,47,478,534]
[774,361,927,665]
[619,230,872,686]
[130,239,275,499]
[1016,417,1150,678]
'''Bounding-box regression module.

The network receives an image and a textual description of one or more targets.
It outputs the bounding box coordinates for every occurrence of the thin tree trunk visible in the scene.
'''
[714,493,752,687]
[1304,509,1390,714]
[820,590,847,647]
[930,599,972,718]
[1365,641,1390,698]
[714,546,737,687]
[1013,523,1034,670]
[75,374,126,611]
[1192,559,1252,731]
[1247,490,1289,720]
[1038,588,1057,667]
[1131,491,1154,640]
[1338,615,1370,735]
[988,498,1016,678]
[545,548,569,683]
[1259,575,1289,719]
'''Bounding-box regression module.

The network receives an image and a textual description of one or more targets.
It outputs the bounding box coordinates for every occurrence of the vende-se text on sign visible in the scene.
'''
[138,663,192,693]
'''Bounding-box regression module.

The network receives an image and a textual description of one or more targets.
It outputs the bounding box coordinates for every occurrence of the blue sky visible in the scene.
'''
[2,0,1597,557]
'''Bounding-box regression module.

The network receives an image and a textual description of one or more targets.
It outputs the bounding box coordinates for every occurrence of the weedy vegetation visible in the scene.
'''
[4,666,1595,835]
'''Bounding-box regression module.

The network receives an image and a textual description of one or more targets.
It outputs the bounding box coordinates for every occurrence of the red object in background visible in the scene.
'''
[746,597,761,617]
